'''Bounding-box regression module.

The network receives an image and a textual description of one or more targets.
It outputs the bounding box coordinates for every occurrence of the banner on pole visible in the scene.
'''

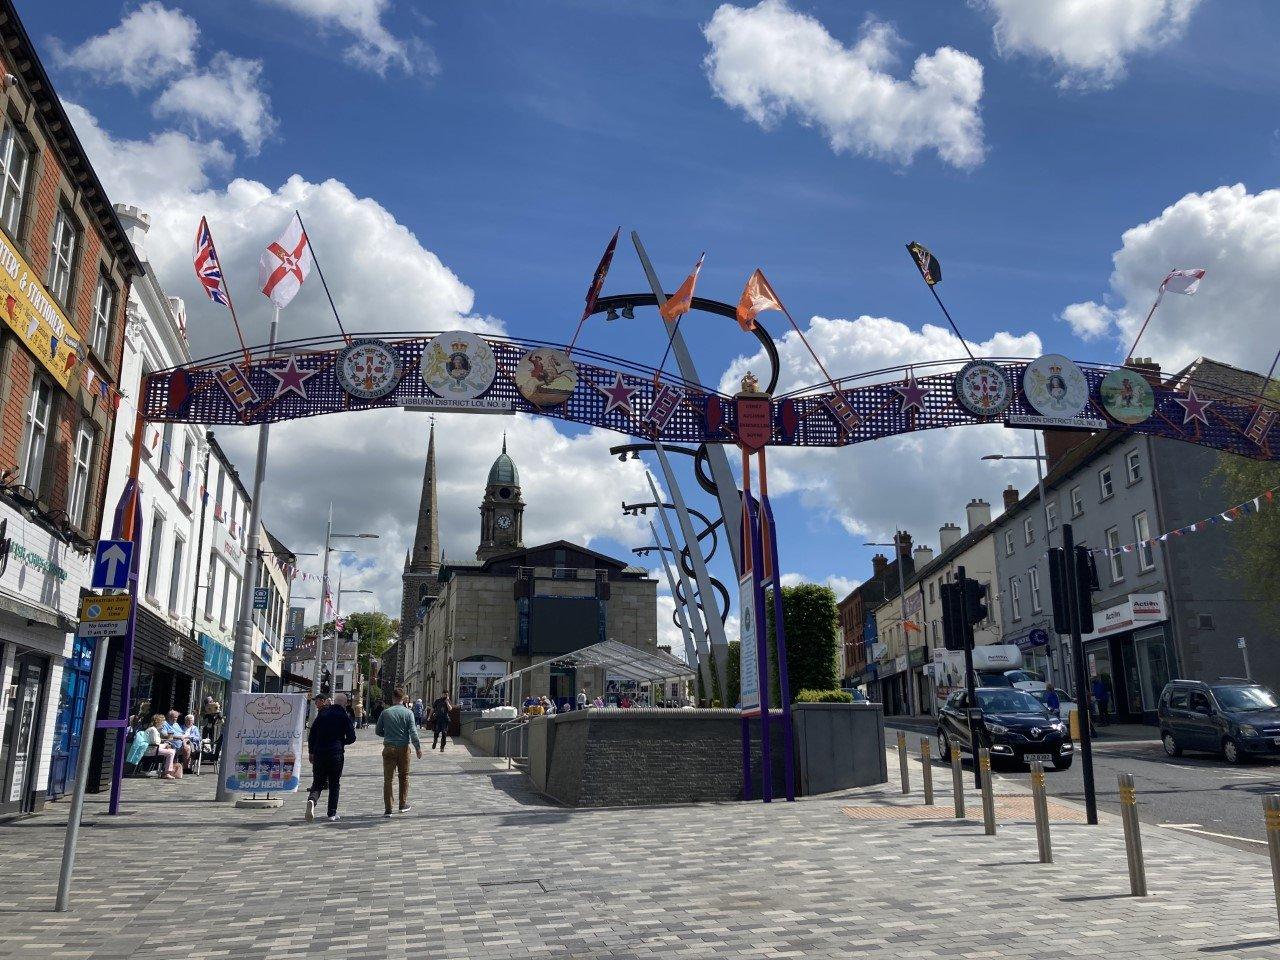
[223,692,306,794]
[738,572,761,716]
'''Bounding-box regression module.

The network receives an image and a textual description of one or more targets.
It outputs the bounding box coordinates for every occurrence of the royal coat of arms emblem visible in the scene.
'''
[954,360,1012,418]
[337,339,402,400]
[421,331,497,400]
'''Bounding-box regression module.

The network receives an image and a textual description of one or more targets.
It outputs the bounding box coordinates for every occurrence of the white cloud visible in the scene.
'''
[51,2,199,91]
[1064,183,1280,373]
[977,0,1202,90]
[780,572,857,597]
[702,0,985,168]
[153,53,278,154]
[66,103,660,622]
[720,314,1042,556]
[1060,300,1118,341]
[259,0,435,76]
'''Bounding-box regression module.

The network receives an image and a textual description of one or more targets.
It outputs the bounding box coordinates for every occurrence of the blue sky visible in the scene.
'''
[29,0,1280,645]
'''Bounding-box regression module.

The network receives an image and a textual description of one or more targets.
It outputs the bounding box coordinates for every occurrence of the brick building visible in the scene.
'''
[0,1,140,815]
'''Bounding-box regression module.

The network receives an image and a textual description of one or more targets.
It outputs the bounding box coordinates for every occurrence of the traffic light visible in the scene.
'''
[1074,548,1099,634]
[1048,545,1101,635]
[1048,547,1071,635]
[963,578,988,626]
[940,581,966,651]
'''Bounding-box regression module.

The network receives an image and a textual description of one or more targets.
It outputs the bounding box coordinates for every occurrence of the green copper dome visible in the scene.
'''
[487,435,519,487]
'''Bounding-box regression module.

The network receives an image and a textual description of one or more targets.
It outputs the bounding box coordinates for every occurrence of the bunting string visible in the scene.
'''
[1090,483,1279,557]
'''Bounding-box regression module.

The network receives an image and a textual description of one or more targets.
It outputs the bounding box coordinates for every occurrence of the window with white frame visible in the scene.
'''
[145,509,166,600]
[1106,526,1124,582]
[68,421,95,527]
[0,122,31,237]
[204,558,219,619]
[48,206,79,305]
[220,564,233,628]
[1046,500,1059,531]
[20,376,53,493]
[1126,449,1142,484]
[1099,466,1114,500]
[1023,516,1035,545]
[181,436,195,503]
[1004,529,1014,556]
[1134,511,1155,571]
[1029,566,1042,613]
[169,535,186,614]
[1010,577,1022,620]
[928,581,935,603]
[1070,485,1084,518]
[159,422,173,475]
[91,275,115,357]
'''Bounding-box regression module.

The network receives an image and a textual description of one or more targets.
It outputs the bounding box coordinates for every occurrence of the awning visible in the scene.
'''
[495,640,695,686]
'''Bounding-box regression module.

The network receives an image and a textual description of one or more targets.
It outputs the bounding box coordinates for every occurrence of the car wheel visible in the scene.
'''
[1223,737,1246,765]
[937,731,950,762]
[1162,732,1182,758]
[1053,756,1073,771]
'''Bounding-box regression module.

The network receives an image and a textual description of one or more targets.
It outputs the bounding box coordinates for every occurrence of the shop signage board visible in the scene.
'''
[223,692,307,794]
[77,594,132,637]
[738,572,761,715]
[1081,591,1167,642]
[457,660,506,709]
[0,230,80,389]
[253,587,269,610]
[0,503,92,624]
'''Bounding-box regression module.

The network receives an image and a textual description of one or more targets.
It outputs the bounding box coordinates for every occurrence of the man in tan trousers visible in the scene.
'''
[375,686,422,816]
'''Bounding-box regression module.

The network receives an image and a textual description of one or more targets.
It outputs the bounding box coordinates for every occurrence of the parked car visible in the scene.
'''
[1157,679,1280,764]
[936,687,1074,770]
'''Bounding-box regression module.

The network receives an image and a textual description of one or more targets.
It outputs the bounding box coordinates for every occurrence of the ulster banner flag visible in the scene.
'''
[259,213,314,308]
[906,241,941,286]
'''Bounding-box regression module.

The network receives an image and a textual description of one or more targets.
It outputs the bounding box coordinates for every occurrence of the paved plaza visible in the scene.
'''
[1,737,1278,959]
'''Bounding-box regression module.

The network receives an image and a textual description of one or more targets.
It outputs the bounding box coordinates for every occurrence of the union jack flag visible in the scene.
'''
[193,216,230,306]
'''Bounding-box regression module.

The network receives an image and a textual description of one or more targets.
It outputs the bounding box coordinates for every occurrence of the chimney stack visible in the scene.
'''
[965,498,992,532]
[1002,484,1020,513]
[871,554,889,578]
[939,522,962,552]
[912,545,934,570]
[1125,356,1163,388]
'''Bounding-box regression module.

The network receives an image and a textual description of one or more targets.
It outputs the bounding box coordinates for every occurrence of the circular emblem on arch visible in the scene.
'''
[336,339,403,400]
[1023,353,1088,419]
[514,347,578,408]
[954,360,1012,418]
[421,330,497,400]
[1099,367,1156,425]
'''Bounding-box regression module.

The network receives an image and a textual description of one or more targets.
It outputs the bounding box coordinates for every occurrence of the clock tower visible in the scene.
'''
[477,435,524,560]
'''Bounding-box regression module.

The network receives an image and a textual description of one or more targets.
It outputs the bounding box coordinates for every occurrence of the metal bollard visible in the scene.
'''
[949,737,965,818]
[1030,761,1052,863]
[1118,773,1147,896]
[897,730,910,795]
[920,738,934,805]
[979,748,996,835]
[1264,794,1280,925]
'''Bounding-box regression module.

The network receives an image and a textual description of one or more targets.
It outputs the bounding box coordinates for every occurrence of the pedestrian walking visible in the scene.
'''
[1091,676,1110,726]
[353,699,365,729]
[375,686,421,816]
[305,693,357,822]
[431,694,452,751]
[576,690,587,712]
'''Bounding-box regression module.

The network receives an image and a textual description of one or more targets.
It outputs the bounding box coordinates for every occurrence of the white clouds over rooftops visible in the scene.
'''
[977,0,1202,90]
[258,0,436,76]
[153,53,277,155]
[702,0,985,169]
[49,1,199,91]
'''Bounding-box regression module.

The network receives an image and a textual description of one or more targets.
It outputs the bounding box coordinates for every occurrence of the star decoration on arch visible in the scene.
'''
[266,354,317,401]
[1173,387,1213,426]
[892,371,929,414]
[594,372,637,417]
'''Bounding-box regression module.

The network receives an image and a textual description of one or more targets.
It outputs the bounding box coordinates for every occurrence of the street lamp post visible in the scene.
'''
[311,503,378,701]
[982,433,1069,684]
[329,583,373,697]
[865,534,913,716]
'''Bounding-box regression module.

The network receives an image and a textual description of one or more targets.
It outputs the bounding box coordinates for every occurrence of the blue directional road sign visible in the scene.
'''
[92,539,134,590]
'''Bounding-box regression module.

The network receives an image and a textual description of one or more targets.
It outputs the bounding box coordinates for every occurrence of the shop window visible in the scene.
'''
[1126,449,1142,484]
[1070,485,1084,518]
[0,122,30,238]
[19,375,53,495]
[1106,526,1123,583]
[68,421,96,528]
[47,205,80,307]
[1099,466,1114,500]
[1134,511,1155,571]
[91,274,115,358]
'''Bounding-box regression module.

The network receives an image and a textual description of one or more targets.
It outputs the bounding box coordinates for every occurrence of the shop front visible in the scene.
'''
[909,645,931,715]
[1009,625,1053,682]
[199,633,232,707]
[1082,592,1173,725]
[0,499,92,816]
[129,606,205,721]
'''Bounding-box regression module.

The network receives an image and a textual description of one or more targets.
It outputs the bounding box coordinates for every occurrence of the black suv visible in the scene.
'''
[936,687,1074,770]
[1157,679,1280,764]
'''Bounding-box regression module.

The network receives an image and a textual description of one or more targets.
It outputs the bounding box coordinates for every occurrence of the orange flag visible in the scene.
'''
[658,252,704,322]
[736,268,783,332]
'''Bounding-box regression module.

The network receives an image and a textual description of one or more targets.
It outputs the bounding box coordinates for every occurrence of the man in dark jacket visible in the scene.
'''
[305,693,357,822]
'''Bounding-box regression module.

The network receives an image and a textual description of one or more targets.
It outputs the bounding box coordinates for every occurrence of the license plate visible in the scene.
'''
[1025,753,1053,763]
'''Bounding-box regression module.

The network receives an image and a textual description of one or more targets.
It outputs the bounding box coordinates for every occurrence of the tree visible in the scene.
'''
[765,583,840,704]
[344,611,394,678]
[1212,439,1280,621]
[726,640,741,708]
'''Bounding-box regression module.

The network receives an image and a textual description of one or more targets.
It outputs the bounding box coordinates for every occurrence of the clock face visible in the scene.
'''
[496,514,512,530]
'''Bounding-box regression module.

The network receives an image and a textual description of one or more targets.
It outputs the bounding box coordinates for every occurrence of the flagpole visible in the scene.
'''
[926,286,976,361]
[1124,288,1164,363]
[203,217,252,366]
[294,210,350,344]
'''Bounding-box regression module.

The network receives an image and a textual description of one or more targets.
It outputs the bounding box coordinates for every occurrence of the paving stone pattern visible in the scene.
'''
[0,738,1277,958]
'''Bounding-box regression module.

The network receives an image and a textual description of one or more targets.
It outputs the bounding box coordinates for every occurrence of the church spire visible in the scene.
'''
[409,419,439,574]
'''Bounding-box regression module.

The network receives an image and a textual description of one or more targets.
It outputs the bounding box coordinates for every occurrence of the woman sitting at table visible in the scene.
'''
[147,714,181,780]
